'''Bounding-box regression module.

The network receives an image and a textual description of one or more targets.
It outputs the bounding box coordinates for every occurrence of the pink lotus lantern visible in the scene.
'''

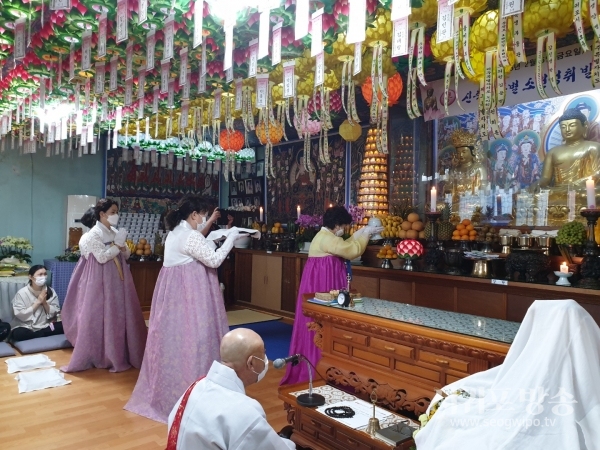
[396,239,424,271]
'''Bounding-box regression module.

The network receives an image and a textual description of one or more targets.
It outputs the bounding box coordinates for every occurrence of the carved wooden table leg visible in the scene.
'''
[283,402,296,425]
[307,321,323,349]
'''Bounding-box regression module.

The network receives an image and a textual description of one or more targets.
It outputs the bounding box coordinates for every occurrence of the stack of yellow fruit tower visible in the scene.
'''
[357,128,389,222]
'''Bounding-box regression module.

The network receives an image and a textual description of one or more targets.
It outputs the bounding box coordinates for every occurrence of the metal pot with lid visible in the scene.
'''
[537,234,555,255]
[499,234,515,254]
[518,234,533,248]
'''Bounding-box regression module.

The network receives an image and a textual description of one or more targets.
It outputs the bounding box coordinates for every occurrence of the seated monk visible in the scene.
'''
[414,300,600,449]
[166,328,296,450]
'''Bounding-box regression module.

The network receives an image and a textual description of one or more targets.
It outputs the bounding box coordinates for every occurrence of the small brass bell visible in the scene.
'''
[365,389,381,437]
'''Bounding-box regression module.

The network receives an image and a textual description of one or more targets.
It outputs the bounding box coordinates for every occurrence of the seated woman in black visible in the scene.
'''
[11,265,64,341]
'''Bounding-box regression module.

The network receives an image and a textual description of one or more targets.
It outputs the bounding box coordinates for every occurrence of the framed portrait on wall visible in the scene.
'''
[230,183,238,196]
[256,161,264,177]
[245,179,254,195]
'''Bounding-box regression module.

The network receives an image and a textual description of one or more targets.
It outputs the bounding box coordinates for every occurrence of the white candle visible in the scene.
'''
[259,206,263,222]
[297,205,301,219]
[431,186,437,212]
[560,262,569,274]
[567,189,576,221]
[586,176,596,208]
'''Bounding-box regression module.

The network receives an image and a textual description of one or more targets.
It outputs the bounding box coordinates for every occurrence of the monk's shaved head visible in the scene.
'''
[220,328,264,372]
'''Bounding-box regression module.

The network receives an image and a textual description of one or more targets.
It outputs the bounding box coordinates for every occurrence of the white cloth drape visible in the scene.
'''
[415,300,600,450]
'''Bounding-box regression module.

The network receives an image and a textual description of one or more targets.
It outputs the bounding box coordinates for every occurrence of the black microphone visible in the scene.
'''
[273,354,301,369]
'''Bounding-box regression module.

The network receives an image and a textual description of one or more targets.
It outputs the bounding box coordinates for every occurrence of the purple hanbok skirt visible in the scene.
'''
[124,260,229,423]
[61,253,147,373]
[280,255,346,385]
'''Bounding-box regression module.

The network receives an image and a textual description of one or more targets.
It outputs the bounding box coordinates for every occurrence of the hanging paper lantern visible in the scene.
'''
[430,31,455,63]
[410,0,438,28]
[354,47,397,86]
[461,50,516,83]
[339,120,362,142]
[453,0,488,15]
[361,73,403,107]
[271,84,284,106]
[365,8,392,46]
[256,121,284,145]
[523,0,576,40]
[470,10,513,52]
[219,129,244,151]
[307,90,343,116]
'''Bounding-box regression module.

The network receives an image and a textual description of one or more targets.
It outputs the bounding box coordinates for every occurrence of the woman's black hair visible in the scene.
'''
[80,207,97,228]
[28,265,54,299]
[94,198,119,220]
[323,206,352,230]
[165,195,212,230]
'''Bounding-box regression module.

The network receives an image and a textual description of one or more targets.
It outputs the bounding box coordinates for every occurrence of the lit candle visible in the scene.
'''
[259,206,263,222]
[586,176,596,208]
[297,205,301,219]
[496,195,502,215]
[430,186,437,212]
[560,262,569,274]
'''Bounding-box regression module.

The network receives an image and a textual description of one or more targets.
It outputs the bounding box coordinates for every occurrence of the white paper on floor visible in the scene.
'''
[15,368,71,393]
[5,354,56,373]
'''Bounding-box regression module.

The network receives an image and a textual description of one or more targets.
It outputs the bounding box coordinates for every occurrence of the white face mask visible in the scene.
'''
[251,354,269,382]
[335,228,344,237]
[34,276,47,287]
[107,214,119,227]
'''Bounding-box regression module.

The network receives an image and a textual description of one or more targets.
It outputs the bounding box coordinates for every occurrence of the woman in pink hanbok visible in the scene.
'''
[125,195,238,423]
[280,206,382,385]
[61,199,147,373]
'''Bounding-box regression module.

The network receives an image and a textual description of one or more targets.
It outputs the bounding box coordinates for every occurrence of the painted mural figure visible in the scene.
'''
[514,136,541,189]
[493,143,512,189]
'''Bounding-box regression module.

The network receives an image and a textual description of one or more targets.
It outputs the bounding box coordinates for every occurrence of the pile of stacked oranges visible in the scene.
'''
[451,219,478,241]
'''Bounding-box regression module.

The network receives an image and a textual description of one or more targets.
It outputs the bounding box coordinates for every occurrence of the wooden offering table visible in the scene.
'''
[279,382,417,450]
[279,294,518,449]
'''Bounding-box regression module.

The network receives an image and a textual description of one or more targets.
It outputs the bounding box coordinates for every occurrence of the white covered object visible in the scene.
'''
[15,368,71,393]
[415,300,600,450]
[6,354,55,374]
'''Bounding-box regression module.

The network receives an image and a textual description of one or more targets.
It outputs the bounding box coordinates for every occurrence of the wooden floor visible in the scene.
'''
[0,348,290,449]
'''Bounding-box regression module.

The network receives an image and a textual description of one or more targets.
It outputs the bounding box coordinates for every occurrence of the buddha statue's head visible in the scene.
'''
[450,129,477,166]
[559,108,588,142]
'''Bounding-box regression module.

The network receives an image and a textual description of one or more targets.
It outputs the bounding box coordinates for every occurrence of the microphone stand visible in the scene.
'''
[296,355,325,407]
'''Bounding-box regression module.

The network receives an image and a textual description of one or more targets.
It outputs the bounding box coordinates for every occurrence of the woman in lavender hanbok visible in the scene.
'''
[61,199,147,373]
[125,195,238,423]
[280,206,382,385]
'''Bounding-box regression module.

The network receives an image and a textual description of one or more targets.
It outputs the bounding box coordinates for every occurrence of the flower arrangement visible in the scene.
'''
[346,204,366,224]
[0,236,33,263]
[56,245,81,262]
[296,214,323,244]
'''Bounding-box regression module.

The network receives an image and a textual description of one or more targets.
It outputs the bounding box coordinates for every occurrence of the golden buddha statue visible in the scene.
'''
[447,129,489,202]
[538,108,600,224]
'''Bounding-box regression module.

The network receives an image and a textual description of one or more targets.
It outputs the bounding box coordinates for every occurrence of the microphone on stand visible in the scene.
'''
[273,354,301,369]
[274,353,325,407]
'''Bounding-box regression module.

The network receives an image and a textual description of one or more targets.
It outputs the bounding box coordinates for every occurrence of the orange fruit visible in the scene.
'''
[456,224,465,231]
[466,224,474,231]
[460,235,469,240]
[469,235,477,241]
[460,229,468,236]
[452,230,460,236]
[462,219,471,226]
[469,230,477,236]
